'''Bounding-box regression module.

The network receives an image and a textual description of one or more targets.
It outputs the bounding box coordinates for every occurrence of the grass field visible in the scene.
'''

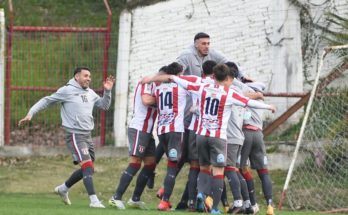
[0,155,337,215]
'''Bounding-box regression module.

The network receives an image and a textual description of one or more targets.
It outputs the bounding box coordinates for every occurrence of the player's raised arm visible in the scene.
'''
[170,75,201,93]
[141,74,172,84]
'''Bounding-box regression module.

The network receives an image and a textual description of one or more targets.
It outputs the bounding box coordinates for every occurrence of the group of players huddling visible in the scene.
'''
[108,32,276,215]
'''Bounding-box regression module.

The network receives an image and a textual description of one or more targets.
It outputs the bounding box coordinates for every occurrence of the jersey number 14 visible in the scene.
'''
[159,92,173,110]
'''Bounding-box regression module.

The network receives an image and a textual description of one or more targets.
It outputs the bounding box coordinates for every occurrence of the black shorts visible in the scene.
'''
[158,132,184,162]
[196,135,227,167]
[65,132,95,164]
[128,128,156,158]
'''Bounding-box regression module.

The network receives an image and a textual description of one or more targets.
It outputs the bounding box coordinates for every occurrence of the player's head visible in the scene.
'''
[202,60,217,77]
[158,65,168,74]
[165,62,183,76]
[213,64,234,87]
[224,61,239,78]
[194,32,210,57]
[74,67,91,89]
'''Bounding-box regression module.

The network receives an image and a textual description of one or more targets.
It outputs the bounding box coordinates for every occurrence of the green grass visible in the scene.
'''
[0,193,330,215]
[0,156,338,215]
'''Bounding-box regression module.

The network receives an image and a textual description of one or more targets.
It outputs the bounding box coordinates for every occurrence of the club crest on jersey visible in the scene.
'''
[169,149,178,159]
[138,145,145,153]
[217,154,225,163]
[145,84,152,92]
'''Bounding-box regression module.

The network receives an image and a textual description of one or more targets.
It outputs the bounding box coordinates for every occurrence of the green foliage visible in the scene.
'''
[0,0,126,144]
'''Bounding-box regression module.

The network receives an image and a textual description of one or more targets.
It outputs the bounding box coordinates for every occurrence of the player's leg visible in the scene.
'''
[209,137,227,214]
[158,132,183,211]
[109,128,143,209]
[252,130,273,215]
[74,133,104,208]
[241,129,258,209]
[147,140,165,190]
[128,133,157,209]
[225,144,243,213]
[175,128,190,210]
[236,151,253,214]
[184,130,200,211]
[195,135,212,212]
[55,131,83,205]
[220,180,229,213]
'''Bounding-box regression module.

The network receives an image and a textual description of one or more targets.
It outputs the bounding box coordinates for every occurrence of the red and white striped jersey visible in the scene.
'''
[155,81,188,135]
[172,76,250,139]
[129,81,157,133]
[179,76,216,131]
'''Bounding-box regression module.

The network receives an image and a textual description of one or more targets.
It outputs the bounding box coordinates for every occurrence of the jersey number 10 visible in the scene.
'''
[205,97,219,116]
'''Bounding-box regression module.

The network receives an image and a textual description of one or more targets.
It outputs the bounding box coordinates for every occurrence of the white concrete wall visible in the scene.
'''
[0,9,5,147]
[113,0,346,146]
[114,11,132,147]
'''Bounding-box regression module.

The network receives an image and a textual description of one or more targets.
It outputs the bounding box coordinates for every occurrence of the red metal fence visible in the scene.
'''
[5,0,114,146]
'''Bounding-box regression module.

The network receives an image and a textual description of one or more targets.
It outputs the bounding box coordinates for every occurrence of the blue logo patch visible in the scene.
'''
[169,149,178,159]
[217,154,225,163]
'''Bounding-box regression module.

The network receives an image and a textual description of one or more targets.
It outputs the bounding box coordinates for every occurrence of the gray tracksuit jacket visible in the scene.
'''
[28,78,112,134]
[176,44,229,77]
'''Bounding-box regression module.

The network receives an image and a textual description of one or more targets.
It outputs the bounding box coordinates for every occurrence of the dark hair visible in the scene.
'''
[194,32,210,42]
[202,60,217,76]
[74,67,90,76]
[158,66,168,73]
[224,61,239,78]
[165,62,183,75]
[213,64,234,82]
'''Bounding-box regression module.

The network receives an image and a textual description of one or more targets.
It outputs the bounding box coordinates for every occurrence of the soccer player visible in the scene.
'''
[180,60,217,211]
[143,64,275,214]
[152,61,217,211]
[226,81,263,214]
[18,67,115,208]
[224,63,261,214]
[108,67,161,210]
[176,32,253,81]
[152,62,188,211]
[240,82,275,215]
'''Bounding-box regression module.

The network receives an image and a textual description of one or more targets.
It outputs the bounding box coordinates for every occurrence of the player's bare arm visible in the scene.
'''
[141,94,156,106]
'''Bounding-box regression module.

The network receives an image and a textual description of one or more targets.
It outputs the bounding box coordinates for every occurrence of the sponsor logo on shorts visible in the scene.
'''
[217,153,225,163]
[169,149,178,159]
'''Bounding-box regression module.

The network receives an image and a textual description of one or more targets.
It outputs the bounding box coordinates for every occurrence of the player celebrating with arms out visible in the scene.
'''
[19,67,115,208]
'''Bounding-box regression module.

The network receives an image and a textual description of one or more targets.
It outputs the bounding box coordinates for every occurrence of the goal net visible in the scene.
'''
[280,45,348,212]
